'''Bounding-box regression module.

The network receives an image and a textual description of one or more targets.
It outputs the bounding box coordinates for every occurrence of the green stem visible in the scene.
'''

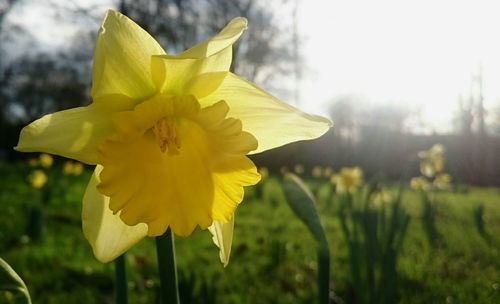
[156,228,180,304]
[317,244,330,304]
[115,254,128,304]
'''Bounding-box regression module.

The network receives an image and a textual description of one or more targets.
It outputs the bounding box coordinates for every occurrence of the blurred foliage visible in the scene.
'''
[336,185,409,304]
[1,162,500,303]
[282,173,330,304]
[0,257,31,304]
[410,144,453,249]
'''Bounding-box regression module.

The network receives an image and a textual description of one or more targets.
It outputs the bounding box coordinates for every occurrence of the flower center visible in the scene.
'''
[153,117,181,155]
[97,96,261,236]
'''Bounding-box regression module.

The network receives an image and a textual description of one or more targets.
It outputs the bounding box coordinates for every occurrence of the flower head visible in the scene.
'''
[63,161,74,175]
[413,143,451,191]
[333,167,363,194]
[39,153,54,168]
[369,189,392,206]
[63,161,84,176]
[410,176,429,191]
[312,165,322,178]
[433,173,451,190]
[323,166,333,178]
[16,11,331,263]
[73,162,84,176]
[258,167,269,180]
[294,164,305,175]
[418,144,445,177]
[28,170,48,189]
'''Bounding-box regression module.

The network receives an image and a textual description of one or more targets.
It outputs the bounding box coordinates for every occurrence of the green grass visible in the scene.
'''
[1,162,500,303]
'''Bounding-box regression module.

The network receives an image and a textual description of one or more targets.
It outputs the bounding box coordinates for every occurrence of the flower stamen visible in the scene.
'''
[153,117,181,155]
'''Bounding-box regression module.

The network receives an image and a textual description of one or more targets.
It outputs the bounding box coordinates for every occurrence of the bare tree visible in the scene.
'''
[0,0,298,123]
[0,0,18,24]
[0,0,23,115]
[2,53,88,123]
[453,95,474,136]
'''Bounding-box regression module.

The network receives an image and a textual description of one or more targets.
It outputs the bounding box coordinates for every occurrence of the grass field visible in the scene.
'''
[1,161,500,303]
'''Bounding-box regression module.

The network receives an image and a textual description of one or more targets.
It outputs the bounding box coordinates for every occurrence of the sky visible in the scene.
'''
[7,0,500,133]
[298,0,500,132]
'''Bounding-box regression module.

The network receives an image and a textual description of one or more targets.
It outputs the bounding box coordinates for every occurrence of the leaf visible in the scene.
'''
[283,173,328,247]
[282,173,331,304]
[0,258,31,304]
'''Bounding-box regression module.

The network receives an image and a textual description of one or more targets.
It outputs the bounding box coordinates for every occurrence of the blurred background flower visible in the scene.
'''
[332,167,363,193]
[38,153,53,168]
[27,169,47,189]
[63,161,84,176]
[410,176,429,191]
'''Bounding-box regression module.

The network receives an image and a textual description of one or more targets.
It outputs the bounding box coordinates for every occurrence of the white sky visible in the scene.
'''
[298,0,500,132]
[8,0,500,133]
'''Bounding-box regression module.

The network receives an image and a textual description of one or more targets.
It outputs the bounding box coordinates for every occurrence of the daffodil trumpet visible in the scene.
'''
[16,10,331,267]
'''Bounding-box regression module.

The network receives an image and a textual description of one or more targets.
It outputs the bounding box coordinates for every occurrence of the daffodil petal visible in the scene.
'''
[15,105,115,164]
[91,10,166,100]
[82,165,148,263]
[185,72,229,99]
[151,48,232,95]
[208,217,235,267]
[211,155,260,222]
[177,17,247,59]
[150,16,246,92]
[198,73,332,154]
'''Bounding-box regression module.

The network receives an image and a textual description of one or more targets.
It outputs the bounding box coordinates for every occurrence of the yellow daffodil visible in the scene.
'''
[73,162,84,176]
[312,165,322,178]
[419,160,436,178]
[410,176,429,191]
[294,164,304,175]
[333,167,363,193]
[369,189,392,207]
[323,166,333,178]
[63,161,74,175]
[39,153,54,168]
[418,144,445,177]
[432,156,444,173]
[417,144,444,159]
[63,161,84,176]
[433,173,451,190]
[28,170,48,189]
[422,156,445,177]
[16,10,331,264]
[428,144,445,158]
[258,167,269,180]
